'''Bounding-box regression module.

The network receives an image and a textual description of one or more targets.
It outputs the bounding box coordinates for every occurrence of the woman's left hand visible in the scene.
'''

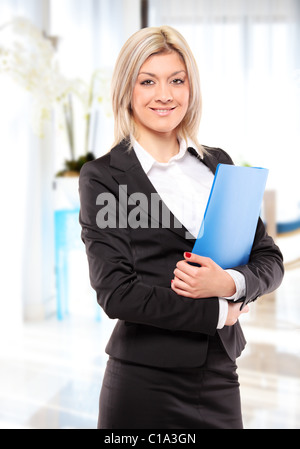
[171,252,236,299]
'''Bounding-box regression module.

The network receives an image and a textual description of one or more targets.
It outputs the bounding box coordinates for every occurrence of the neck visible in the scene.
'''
[134,130,179,163]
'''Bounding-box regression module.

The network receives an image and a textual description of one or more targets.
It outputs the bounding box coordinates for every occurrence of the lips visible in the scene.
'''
[150,107,176,116]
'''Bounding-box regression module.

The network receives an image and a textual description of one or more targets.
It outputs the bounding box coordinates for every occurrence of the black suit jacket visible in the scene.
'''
[79,140,284,367]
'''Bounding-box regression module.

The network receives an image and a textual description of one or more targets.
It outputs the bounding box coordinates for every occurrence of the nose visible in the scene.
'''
[155,83,173,103]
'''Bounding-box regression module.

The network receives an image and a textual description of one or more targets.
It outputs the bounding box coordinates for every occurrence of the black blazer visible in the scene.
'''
[79,140,284,367]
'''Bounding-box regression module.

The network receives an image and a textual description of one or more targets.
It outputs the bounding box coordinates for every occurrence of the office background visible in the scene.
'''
[0,0,299,428]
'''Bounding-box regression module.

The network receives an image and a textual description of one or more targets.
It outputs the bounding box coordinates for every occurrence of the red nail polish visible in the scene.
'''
[185,252,192,258]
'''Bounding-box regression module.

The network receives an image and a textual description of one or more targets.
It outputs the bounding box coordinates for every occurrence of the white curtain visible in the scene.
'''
[50,0,140,78]
[149,0,300,222]
[0,0,53,341]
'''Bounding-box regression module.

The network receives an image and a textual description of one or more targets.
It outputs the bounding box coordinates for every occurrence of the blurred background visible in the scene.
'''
[0,0,299,429]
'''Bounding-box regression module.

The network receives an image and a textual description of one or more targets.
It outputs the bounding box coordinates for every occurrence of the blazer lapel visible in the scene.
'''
[110,142,157,201]
[109,141,190,240]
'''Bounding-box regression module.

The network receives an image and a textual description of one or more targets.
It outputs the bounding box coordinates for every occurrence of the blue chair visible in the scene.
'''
[277,218,300,236]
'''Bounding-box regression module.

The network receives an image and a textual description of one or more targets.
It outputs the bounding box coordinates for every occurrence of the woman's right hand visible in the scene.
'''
[226,302,249,326]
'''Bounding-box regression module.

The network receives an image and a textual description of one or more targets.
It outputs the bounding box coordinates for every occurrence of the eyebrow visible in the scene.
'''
[138,70,187,78]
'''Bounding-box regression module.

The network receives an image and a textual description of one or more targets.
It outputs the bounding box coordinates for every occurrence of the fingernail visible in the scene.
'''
[185,252,192,258]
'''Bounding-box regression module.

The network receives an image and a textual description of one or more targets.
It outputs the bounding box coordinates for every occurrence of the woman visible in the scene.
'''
[79,26,284,429]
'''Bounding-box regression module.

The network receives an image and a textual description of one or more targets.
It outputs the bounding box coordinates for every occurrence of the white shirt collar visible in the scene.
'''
[133,137,203,175]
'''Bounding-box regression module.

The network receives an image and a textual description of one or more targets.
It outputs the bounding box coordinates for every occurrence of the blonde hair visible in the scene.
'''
[111,26,204,153]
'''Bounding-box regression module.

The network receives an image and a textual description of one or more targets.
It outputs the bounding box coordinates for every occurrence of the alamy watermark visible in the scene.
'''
[95,185,195,239]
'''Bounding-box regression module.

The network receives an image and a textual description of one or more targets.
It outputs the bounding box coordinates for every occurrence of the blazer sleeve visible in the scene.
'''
[234,218,284,309]
[79,160,219,335]
[212,147,285,309]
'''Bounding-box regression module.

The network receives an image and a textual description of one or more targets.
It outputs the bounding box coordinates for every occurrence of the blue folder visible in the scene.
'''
[192,164,269,269]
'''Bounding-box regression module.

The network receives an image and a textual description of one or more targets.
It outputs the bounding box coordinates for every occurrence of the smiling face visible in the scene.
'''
[131,51,190,141]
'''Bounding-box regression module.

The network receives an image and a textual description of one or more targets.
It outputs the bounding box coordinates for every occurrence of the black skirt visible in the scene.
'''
[98,334,243,429]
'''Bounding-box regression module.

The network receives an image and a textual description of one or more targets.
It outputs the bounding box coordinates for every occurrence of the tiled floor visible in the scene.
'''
[239,262,300,429]
[0,261,299,429]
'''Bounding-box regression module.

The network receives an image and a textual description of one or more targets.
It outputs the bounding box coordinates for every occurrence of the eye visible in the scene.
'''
[140,79,155,86]
[171,78,185,85]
